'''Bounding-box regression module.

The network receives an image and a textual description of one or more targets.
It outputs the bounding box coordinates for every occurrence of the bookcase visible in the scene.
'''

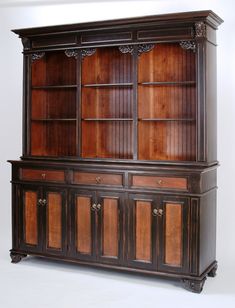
[9,10,223,293]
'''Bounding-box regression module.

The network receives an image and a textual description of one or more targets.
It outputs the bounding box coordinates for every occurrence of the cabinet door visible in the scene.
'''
[70,190,96,261]
[18,185,42,253]
[128,194,157,270]
[43,188,67,256]
[158,196,189,273]
[96,192,124,265]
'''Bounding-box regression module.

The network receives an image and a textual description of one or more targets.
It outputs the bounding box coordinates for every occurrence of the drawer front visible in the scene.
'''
[131,175,188,190]
[73,171,123,186]
[20,168,65,183]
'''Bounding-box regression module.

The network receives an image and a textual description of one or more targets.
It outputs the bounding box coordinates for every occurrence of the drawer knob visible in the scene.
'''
[41,173,46,179]
[157,179,163,185]
[95,176,102,184]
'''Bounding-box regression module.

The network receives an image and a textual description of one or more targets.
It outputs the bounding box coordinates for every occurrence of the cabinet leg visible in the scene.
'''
[182,277,206,293]
[208,263,218,277]
[10,251,27,264]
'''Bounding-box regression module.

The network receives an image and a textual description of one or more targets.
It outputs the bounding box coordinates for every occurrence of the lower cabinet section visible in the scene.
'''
[70,190,124,265]
[11,183,217,293]
[128,194,189,273]
[18,185,67,256]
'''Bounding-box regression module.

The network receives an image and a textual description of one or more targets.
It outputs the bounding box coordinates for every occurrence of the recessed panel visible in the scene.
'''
[47,193,62,249]
[135,201,152,262]
[165,203,182,266]
[76,196,92,254]
[24,191,38,245]
[102,198,119,257]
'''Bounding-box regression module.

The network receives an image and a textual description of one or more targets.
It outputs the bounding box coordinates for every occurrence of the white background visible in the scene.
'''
[0,0,234,307]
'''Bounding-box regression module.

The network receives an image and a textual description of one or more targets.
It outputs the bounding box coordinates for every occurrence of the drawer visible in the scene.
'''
[131,175,188,190]
[20,168,65,182]
[73,171,123,186]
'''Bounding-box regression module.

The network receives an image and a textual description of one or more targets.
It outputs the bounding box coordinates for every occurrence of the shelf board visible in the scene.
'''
[82,83,134,88]
[31,118,77,121]
[32,85,77,89]
[139,81,196,86]
[82,118,133,121]
[138,118,196,121]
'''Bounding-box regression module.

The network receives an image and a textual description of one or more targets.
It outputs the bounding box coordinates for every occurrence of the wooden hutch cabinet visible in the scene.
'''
[9,11,223,293]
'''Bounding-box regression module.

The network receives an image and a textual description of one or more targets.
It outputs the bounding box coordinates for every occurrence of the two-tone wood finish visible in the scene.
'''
[9,10,222,293]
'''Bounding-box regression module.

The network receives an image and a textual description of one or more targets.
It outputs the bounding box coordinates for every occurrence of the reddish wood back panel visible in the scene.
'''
[31,51,76,86]
[82,47,133,84]
[165,203,182,266]
[24,191,38,245]
[138,43,196,82]
[82,88,133,119]
[47,193,62,249]
[132,175,187,190]
[31,89,76,119]
[73,171,123,186]
[31,121,77,156]
[102,198,118,257]
[76,196,92,254]
[81,121,133,159]
[138,121,196,161]
[135,201,151,262]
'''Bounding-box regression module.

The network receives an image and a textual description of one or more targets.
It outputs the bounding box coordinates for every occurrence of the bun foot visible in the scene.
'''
[10,251,27,263]
[182,277,206,293]
[208,263,218,277]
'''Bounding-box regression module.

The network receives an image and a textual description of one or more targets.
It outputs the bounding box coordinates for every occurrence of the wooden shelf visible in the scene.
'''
[82,118,133,121]
[139,81,196,86]
[139,118,196,121]
[32,85,77,89]
[82,83,133,88]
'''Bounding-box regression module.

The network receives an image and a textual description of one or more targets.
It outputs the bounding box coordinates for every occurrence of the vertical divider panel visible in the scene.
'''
[133,43,138,160]
[77,51,82,157]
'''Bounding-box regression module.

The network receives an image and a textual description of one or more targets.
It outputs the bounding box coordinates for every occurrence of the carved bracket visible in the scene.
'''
[81,48,96,59]
[195,21,206,38]
[119,44,155,56]
[179,41,196,52]
[119,45,134,55]
[137,44,155,56]
[31,52,45,63]
[65,49,79,59]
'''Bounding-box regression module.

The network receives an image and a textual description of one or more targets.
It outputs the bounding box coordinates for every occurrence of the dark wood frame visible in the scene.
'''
[9,10,223,293]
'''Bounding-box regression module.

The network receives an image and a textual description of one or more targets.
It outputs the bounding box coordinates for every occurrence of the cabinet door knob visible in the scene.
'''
[91,203,97,211]
[96,203,101,211]
[38,199,43,206]
[157,209,163,217]
[42,199,47,206]
[152,209,158,216]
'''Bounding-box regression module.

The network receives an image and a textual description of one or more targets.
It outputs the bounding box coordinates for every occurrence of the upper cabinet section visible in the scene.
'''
[13,11,223,165]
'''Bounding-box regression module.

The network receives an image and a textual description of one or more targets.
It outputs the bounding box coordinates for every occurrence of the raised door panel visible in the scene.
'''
[19,186,42,253]
[158,196,189,273]
[128,194,157,270]
[44,188,67,256]
[70,190,96,261]
[96,192,124,265]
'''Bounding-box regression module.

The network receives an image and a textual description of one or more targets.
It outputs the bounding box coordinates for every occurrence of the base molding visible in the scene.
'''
[10,249,217,293]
